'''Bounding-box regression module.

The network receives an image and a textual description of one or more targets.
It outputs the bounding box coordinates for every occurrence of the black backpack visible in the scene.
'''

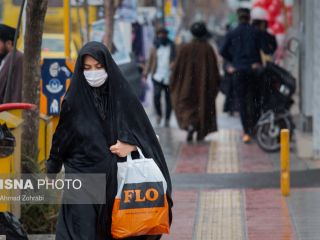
[0,123,15,158]
[0,212,28,240]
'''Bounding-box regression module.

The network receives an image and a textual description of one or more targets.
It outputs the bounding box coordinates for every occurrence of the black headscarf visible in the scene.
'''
[63,41,173,239]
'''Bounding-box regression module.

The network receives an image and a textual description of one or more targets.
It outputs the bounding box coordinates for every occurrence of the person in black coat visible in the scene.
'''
[220,8,263,143]
[46,41,172,240]
[219,24,238,115]
[251,9,278,113]
[251,7,277,57]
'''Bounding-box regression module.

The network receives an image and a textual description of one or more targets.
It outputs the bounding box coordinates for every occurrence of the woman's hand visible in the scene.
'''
[110,140,137,157]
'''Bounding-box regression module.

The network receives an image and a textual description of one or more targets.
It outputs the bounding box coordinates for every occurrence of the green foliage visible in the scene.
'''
[21,204,59,234]
[20,154,59,234]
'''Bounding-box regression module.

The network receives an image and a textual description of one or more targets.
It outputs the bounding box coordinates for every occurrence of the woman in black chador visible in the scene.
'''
[46,41,172,240]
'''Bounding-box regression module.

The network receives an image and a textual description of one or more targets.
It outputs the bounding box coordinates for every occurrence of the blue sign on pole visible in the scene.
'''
[41,59,72,116]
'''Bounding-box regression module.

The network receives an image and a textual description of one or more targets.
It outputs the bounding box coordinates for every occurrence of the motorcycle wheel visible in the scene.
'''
[256,116,292,152]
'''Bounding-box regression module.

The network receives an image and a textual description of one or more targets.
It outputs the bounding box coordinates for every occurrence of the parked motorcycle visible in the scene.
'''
[256,62,296,152]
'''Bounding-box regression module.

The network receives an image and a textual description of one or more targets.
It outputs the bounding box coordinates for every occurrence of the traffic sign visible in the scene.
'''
[41,59,72,116]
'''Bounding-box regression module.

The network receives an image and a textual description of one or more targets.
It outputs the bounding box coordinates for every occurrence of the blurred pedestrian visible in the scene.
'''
[251,7,278,63]
[0,24,23,103]
[143,27,176,127]
[171,22,220,142]
[46,42,172,240]
[251,7,278,112]
[220,8,263,143]
[219,24,238,116]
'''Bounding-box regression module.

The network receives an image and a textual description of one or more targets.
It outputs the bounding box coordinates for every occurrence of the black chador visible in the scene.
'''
[46,41,172,240]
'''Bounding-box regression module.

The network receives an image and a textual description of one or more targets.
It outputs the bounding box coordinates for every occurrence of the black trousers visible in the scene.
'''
[152,79,172,120]
[234,69,261,135]
[223,73,238,113]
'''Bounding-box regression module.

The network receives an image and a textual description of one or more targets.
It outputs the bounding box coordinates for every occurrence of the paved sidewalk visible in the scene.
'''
[28,93,320,239]
[160,123,320,240]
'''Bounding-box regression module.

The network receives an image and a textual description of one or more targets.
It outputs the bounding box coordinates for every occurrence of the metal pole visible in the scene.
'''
[3,0,26,103]
[75,0,84,46]
[64,0,71,58]
[280,129,290,196]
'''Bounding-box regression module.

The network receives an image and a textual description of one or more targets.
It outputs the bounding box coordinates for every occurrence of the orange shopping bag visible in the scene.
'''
[111,147,170,239]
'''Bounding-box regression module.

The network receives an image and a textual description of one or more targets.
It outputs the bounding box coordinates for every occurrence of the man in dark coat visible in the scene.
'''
[0,24,23,103]
[171,22,220,142]
[220,8,262,143]
[219,24,238,115]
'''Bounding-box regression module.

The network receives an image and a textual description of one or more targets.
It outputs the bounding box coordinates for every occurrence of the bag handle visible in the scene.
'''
[127,147,146,163]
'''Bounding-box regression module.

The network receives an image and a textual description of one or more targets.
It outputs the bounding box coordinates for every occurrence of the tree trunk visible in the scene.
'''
[104,0,123,51]
[83,0,90,43]
[21,0,48,162]
[104,0,115,50]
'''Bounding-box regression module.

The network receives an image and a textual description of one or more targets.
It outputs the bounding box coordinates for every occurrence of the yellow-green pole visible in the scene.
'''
[280,129,290,196]
[64,0,71,58]
[61,0,71,145]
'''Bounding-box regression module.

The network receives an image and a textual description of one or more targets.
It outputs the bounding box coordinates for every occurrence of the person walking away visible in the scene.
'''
[219,24,238,115]
[143,27,176,127]
[0,24,23,103]
[220,8,263,143]
[251,7,278,113]
[251,7,277,64]
[171,22,220,142]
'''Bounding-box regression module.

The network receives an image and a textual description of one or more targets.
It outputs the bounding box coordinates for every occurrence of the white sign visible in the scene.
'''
[46,79,64,94]
[71,0,103,6]
[116,0,138,22]
[49,62,71,78]
[50,99,59,114]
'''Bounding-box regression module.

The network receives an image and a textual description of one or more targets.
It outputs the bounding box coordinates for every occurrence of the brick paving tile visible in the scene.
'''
[208,129,274,173]
[162,190,199,240]
[174,144,209,174]
[238,143,274,173]
[245,189,296,240]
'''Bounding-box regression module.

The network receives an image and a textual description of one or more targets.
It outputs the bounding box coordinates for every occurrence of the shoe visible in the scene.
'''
[242,134,252,143]
[164,120,170,127]
[196,133,205,142]
[186,125,195,142]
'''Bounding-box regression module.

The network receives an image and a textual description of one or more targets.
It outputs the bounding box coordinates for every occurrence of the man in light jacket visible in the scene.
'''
[143,27,176,127]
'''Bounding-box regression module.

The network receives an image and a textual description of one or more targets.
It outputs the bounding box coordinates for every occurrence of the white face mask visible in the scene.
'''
[83,69,108,87]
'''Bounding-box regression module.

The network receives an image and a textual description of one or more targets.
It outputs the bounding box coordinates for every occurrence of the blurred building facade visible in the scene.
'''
[286,0,320,159]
